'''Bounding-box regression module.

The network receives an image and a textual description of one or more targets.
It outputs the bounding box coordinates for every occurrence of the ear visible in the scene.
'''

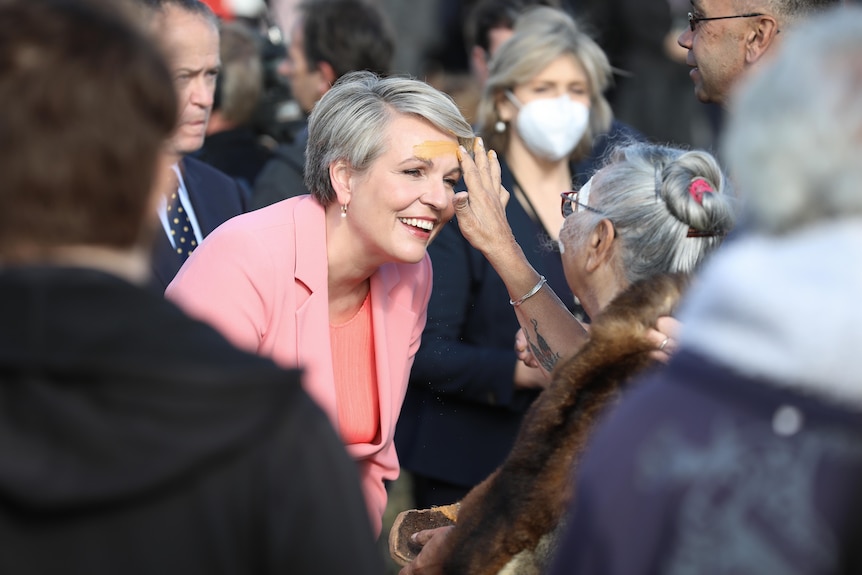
[584,219,617,273]
[329,159,353,206]
[496,89,517,123]
[470,46,490,82]
[317,60,337,92]
[744,15,780,65]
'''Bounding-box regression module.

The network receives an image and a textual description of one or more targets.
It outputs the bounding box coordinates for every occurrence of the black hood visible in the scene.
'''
[0,266,300,511]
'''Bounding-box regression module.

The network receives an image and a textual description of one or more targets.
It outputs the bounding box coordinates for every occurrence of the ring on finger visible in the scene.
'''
[659,337,670,351]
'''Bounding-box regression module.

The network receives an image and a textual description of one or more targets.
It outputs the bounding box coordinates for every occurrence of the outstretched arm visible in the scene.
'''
[454,139,589,375]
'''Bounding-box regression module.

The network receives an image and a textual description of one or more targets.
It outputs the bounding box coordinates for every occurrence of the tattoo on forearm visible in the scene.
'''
[528,318,560,373]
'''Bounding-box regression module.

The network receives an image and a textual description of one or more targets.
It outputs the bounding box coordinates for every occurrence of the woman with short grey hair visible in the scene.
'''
[167,71,475,537]
[305,71,476,204]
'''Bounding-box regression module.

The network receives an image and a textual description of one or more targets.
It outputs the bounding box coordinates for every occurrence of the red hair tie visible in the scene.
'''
[688,178,714,204]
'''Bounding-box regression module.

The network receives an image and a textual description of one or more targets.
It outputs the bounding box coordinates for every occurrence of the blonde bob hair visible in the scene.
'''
[478,6,613,160]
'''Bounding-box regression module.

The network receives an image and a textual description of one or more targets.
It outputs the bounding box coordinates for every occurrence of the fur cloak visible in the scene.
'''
[437,274,688,574]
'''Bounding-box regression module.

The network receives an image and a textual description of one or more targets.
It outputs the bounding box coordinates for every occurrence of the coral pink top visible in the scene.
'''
[330,293,380,445]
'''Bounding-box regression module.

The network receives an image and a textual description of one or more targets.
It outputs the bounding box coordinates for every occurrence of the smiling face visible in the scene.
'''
[338,114,461,268]
[161,6,220,155]
[677,0,752,105]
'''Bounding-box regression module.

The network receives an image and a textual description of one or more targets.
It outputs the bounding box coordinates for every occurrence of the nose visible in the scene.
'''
[190,76,215,110]
[678,27,693,49]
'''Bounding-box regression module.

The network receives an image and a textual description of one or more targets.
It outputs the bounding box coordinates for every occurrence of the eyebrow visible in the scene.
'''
[398,157,463,176]
[174,64,222,74]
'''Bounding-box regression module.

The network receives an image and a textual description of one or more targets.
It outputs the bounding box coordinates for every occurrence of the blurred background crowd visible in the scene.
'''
[197,0,720,184]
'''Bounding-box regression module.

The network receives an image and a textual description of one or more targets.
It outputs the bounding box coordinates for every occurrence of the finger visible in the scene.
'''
[472,137,496,191]
[472,136,487,171]
[486,149,509,208]
[460,143,495,215]
[649,349,672,364]
[499,184,510,209]
[645,328,668,349]
[487,148,503,200]
[656,315,681,339]
[458,144,482,194]
[452,190,470,213]
[412,528,437,545]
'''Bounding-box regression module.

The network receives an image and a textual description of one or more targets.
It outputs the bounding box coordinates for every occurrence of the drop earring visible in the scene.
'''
[341,204,348,218]
[494,120,506,133]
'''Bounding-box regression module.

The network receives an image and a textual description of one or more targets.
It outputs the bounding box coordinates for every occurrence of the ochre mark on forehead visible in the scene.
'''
[413,140,459,161]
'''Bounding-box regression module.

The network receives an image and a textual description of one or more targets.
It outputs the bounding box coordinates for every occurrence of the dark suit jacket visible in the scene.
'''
[0,265,384,575]
[196,127,274,192]
[249,127,308,211]
[150,156,248,291]
[395,120,642,489]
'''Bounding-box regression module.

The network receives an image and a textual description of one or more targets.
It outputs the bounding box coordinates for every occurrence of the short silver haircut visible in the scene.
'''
[304,71,476,205]
[478,6,613,160]
[723,6,862,234]
[760,0,843,27]
[568,143,736,284]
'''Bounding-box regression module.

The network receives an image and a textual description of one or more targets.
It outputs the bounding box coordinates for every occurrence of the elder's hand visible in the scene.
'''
[648,315,682,363]
[514,328,539,369]
[454,138,514,259]
[398,526,454,575]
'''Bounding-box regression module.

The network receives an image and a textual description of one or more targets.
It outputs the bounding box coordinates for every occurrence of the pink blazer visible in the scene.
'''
[166,196,432,536]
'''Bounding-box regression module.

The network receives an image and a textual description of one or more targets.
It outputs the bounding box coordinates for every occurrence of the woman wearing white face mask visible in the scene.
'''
[395,6,639,512]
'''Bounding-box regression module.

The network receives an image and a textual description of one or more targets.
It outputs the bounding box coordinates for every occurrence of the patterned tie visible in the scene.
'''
[167,190,197,259]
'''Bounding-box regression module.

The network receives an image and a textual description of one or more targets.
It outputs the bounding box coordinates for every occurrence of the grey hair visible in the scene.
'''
[723,6,862,234]
[304,71,475,205]
[760,0,843,26]
[478,6,612,159]
[138,0,217,24]
[582,143,736,284]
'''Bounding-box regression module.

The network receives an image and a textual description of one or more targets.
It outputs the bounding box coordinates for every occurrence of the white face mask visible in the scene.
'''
[506,92,589,162]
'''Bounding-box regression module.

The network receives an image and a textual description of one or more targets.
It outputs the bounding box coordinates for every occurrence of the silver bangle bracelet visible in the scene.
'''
[509,275,547,307]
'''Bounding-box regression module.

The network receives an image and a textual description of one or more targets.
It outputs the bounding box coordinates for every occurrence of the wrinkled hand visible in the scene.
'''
[514,328,539,368]
[454,138,514,259]
[647,315,682,363]
[398,526,454,575]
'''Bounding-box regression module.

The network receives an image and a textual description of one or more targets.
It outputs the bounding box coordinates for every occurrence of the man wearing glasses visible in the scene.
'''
[678,0,840,106]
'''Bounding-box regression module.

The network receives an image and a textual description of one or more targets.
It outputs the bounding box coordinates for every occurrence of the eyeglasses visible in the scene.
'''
[560,190,604,218]
[688,11,764,31]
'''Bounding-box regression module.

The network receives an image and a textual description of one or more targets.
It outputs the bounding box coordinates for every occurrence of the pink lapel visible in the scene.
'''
[292,197,339,423]
[289,196,421,448]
